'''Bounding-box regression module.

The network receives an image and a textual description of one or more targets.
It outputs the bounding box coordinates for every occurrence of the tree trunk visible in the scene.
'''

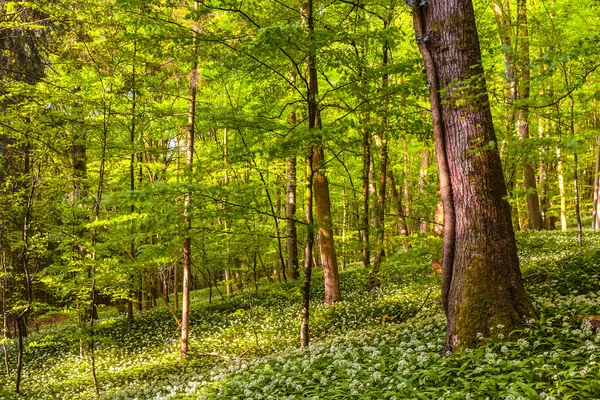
[303,0,340,304]
[515,0,543,230]
[592,136,600,230]
[387,168,410,250]
[556,148,568,231]
[180,0,199,359]
[361,126,370,271]
[412,0,537,352]
[301,151,314,347]
[402,138,411,234]
[313,147,341,304]
[418,147,429,233]
[286,71,300,280]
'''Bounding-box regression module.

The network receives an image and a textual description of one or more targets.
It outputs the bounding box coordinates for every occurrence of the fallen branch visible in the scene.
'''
[313,326,337,343]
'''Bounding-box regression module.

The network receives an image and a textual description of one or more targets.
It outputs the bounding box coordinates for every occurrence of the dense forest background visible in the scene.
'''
[1,0,600,398]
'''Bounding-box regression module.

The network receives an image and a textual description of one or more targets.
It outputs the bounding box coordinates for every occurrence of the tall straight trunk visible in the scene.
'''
[370,35,390,289]
[412,0,537,351]
[303,0,340,304]
[313,147,341,303]
[16,147,35,394]
[556,148,568,231]
[361,126,370,270]
[181,0,199,359]
[86,102,109,395]
[2,256,8,377]
[568,96,582,247]
[537,117,550,229]
[418,147,429,232]
[127,39,138,324]
[285,155,299,280]
[301,152,314,347]
[515,0,543,230]
[592,136,600,230]
[402,138,411,234]
[387,168,410,248]
[491,0,517,116]
[370,134,387,290]
[368,153,377,227]
[286,71,299,280]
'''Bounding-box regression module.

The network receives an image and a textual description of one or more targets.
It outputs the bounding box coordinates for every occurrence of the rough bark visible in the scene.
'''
[412,0,537,351]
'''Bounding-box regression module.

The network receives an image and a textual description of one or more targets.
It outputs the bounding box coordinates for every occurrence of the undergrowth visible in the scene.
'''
[0,230,599,399]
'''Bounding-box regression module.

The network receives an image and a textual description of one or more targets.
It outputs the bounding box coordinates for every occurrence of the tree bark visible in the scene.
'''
[592,136,600,230]
[361,126,370,271]
[301,152,314,347]
[387,167,410,249]
[180,0,199,359]
[515,0,543,230]
[412,0,537,351]
[286,70,300,280]
[303,0,340,304]
[556,148,568,231]
[418,147,429,233]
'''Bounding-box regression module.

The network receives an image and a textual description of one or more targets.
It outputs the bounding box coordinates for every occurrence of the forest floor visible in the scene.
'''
[2,230,600,399]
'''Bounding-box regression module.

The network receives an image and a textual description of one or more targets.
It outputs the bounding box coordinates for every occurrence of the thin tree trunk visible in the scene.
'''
[402,138,412,234]
[516,0,543,230]
[286,71,299,280]
[387,168,410,250]
[301,152,314,347]
[593,136,600,230]
[556,148,568,231]
[418,147,429,233]
[569,96,583,247]
[302,0,340,304]
[1,255,9,377]
[181,0,199,359]
[361,126,370,271]
[128,39,137,325]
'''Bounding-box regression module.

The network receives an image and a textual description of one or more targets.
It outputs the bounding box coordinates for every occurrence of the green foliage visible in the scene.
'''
[0,232,598,399]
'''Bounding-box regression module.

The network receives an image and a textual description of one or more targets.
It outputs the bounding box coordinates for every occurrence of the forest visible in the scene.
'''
[1,0,600,398]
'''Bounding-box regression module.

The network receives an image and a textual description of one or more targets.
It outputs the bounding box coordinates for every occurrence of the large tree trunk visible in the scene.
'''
[412,0,537,352]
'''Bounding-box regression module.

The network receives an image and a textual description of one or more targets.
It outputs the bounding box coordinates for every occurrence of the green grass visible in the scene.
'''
[1,230,600,399]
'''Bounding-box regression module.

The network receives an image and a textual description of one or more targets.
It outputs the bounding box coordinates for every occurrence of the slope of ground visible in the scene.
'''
[1,230,600,399]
